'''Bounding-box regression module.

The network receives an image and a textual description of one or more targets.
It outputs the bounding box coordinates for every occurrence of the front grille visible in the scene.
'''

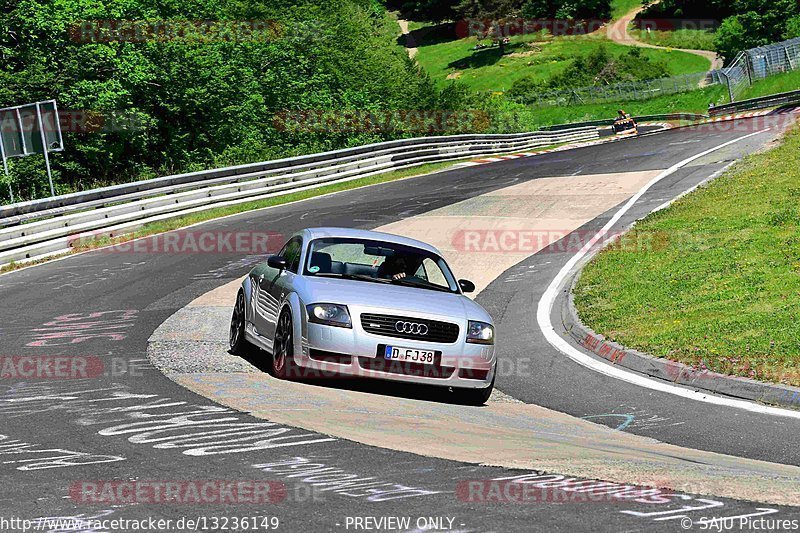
[360,313,459,344]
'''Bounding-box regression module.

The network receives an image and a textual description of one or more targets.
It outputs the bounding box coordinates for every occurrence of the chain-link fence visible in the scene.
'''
[508,71,714,108]
[719,37,800,101]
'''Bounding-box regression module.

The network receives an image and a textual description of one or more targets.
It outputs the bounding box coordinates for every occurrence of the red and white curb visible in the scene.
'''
[699,109,773,123]
[640,122,672,129]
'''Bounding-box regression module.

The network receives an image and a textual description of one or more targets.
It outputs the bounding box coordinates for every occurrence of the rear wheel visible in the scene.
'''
[272,308,297,379]
[229,290,254,356]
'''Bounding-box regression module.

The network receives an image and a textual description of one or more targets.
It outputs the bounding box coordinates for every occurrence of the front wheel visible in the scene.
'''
[272,308,297,379]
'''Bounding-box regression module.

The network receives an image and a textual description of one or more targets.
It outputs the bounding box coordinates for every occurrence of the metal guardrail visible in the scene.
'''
[540,113,708,131]
[708,89,800,116]
[0,127,599,267]
[0,132,562,221]
[633,113,709,123]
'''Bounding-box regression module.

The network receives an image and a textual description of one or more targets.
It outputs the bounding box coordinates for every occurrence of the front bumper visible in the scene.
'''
[295,314,496,390]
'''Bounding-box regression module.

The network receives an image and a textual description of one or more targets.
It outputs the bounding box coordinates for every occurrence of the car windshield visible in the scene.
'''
[304,237,459,293]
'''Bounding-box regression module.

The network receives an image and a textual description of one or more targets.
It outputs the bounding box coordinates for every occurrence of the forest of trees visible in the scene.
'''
[0,0,474,201]
[639,0,800,62]
[2,0,797,202]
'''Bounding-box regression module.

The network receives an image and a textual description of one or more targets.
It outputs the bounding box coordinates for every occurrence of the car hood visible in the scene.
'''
[302,277,492,323]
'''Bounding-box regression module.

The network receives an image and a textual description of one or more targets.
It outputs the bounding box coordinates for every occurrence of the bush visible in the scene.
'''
[785,15,800,40]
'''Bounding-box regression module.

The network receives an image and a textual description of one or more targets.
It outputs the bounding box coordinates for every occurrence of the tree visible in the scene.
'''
[456,0,521,54]
[713,13,770,62]
[388,0,460,22]
[783,15,800,39]
[0,0,450,201]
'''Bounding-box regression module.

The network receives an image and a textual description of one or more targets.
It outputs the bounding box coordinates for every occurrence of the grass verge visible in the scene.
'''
[738,69,800,101]
[514,84,727,128]
[574,125,800,387]
[0,158,472,274]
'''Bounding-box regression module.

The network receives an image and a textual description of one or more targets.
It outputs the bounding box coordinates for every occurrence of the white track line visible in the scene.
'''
[537,128,800,420]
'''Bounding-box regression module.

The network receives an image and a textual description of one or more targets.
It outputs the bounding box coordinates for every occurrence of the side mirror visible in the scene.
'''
[267,255,288,270]
[459,279,475,293]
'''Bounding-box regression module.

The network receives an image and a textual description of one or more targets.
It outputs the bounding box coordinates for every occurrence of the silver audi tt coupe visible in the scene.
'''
[229,227,497,404]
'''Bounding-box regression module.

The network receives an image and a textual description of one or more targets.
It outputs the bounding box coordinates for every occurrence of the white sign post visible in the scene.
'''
[0,99,63,202]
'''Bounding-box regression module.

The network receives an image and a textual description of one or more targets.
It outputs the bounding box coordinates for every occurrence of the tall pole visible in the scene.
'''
[35,102,55,197]
[0,133,12,203]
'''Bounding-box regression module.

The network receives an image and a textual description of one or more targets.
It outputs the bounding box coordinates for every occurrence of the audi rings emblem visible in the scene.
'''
[395,321,428,335]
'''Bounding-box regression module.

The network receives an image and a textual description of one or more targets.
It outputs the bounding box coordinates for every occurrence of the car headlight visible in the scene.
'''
[466,320,494,344]
[306,303,352,328]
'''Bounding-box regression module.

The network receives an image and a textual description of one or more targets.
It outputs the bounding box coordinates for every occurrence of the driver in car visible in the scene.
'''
[378,253,416,281]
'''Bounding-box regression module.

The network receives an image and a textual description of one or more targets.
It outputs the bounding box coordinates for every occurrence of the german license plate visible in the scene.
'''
[384,345,435,364]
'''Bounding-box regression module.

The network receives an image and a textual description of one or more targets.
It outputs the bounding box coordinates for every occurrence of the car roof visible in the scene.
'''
[301,227,442,255]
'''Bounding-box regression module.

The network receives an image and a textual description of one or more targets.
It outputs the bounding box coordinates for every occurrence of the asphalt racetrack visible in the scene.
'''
[1,117,799,532]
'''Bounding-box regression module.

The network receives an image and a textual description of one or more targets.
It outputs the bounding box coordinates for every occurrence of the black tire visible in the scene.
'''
[454,374,495,406]
[229,290,254,356]
[272,308,297,379]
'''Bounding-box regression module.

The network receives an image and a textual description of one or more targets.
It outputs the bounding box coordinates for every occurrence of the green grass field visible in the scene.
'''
[574,126,800,387]
[413,33,711,92]
[628,29,717,51]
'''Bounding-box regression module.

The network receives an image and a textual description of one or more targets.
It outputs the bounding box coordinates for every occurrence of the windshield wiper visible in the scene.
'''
[390,277,453,293]
[312,272,389,284]
[346,274,390,284]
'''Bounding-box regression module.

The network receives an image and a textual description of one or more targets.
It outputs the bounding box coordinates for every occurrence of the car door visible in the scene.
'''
[254,236,302,345]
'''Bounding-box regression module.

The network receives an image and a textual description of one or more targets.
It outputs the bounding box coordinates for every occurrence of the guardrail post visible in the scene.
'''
[0,132,11,203]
